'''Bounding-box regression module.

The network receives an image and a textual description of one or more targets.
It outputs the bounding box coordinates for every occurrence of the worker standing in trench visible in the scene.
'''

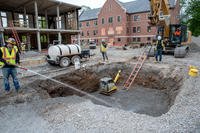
[155,36,165,62]
[100,39,109,62]
[0,38,21,94]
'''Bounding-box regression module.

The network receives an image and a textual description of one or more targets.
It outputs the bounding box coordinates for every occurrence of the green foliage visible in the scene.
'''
[186,0,200,36]
[180,0,187,7]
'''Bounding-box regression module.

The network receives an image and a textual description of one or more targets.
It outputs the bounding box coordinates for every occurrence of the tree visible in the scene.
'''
[185,0,200,36]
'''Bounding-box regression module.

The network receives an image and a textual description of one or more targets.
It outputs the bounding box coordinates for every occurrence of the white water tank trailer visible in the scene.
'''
[46,44,85,67]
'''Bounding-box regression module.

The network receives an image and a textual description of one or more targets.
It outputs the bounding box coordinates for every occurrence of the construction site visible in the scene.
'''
[0,0,200,132]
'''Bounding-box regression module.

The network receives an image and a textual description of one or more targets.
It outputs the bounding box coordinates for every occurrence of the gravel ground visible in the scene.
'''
[0,42,200,132]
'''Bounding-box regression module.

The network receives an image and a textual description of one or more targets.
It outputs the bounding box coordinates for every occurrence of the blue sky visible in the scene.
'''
[60,0,135,8]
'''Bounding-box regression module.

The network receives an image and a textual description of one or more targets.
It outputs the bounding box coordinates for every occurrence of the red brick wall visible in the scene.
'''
[127,12,157,44]
[170,0,180,24]
[97,0,127,46]
[80,19,98,43]
[79,0,180,46]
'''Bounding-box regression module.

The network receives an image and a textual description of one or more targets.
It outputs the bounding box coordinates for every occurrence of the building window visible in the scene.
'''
[117,16,121,22]
[132,38,136,42]
[137,27,141,33]
[40,35,47,43]
[87,31,89,36]
[102,18,105,24]
[147,37,151,41]
[93,30,98,36]
[94,20,98,26]
[133,15,140,21]
[79,22,82,28]
[38,16,46,28]
[133,27,136,33]
[147,26,151,32]
[18,14,29,27]
[137,38,141,42]
[67,11,75,29]
[1,12,7,27]
[81,32,84,36]
[108,17,113,23]
[86,21,90,27]
[118,38,121,42]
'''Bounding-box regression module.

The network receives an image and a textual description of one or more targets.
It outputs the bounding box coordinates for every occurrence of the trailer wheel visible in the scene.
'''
[71,55,81,64]
[60,57,71,67]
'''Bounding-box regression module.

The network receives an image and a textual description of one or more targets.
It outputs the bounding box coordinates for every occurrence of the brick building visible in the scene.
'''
[79,0,180,46]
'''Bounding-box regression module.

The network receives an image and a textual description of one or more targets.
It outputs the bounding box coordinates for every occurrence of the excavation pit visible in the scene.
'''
[31,62,183,117]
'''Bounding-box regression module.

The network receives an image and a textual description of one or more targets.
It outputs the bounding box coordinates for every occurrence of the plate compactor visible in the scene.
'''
[99,70,121,95]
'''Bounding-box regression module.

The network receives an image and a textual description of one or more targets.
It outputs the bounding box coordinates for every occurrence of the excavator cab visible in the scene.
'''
[169,24,188,46]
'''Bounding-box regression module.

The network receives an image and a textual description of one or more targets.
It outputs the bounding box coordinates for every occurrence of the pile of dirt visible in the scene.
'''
[37,70,100,97]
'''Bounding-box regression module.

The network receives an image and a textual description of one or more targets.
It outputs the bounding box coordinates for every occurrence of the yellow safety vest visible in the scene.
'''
[0,47,17,68]
[100,44,107,52]
[14,45,19,52]
[156,40,165,50]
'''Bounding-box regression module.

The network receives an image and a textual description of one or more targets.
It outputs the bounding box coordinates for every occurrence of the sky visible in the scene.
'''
[59,0,135,9]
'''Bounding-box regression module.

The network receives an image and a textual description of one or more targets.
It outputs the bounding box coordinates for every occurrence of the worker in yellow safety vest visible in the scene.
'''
[100,39,108,62]
[155,36,165,62]
[0,38,21,93]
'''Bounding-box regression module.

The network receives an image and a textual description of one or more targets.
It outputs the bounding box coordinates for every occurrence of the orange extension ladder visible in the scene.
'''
[9,21,21,53]
[123,48,148,90]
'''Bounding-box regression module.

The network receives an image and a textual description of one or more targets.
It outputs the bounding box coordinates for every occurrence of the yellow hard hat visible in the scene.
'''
[6,38,16,45]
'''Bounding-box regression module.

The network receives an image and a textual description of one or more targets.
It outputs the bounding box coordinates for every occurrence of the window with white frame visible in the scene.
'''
[133,27,136,33]
[147,26,151,32]
[102,18,105,24]
[86,21,90,27]
[137,27,141,32]
[108,17,113,23]
[18,14,29,27]
[117,16,121,22]
[1,12,7,27]
[94,20,98,26]
[133,15,140,21]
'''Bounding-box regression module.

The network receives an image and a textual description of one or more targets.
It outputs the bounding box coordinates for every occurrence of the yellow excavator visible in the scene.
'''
[148,0,191,58]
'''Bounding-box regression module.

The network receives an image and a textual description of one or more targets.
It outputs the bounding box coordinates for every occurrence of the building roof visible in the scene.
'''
[79,8,101,22]
[79,0,177,21]
[121,0,176,14]
[0,0,81,16]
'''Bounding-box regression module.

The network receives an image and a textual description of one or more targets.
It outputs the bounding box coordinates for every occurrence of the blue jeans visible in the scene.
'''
[101,52,108,61]
[2,67,20,91]
[155,49,163,61]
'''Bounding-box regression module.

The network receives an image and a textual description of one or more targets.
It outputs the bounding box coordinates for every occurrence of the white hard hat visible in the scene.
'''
[6,38,16,45]
[157,36,162,40]
[102,39,105,42]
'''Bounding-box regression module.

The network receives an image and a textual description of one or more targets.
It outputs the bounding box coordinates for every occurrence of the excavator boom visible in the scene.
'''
[149,0,170,38]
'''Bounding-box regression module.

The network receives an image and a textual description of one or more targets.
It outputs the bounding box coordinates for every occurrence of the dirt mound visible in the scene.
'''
[37,70,100,97]
[190,42,200,52]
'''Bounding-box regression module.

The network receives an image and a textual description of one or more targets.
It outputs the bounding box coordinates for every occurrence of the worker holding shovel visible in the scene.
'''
[0,38,21,93]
